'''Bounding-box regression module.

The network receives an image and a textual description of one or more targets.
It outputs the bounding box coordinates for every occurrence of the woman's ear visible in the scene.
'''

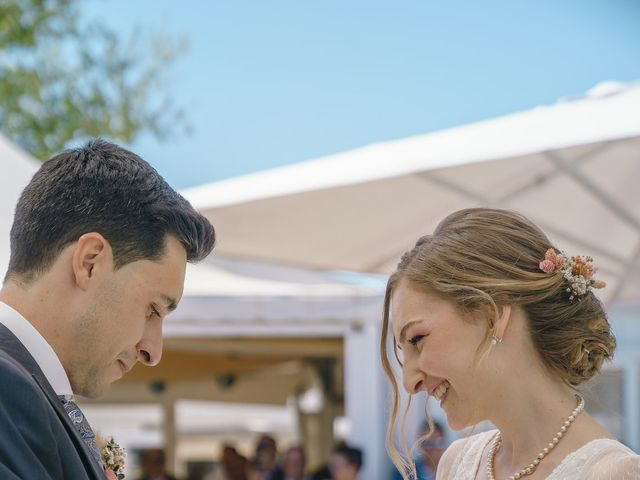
[493,304,512,341]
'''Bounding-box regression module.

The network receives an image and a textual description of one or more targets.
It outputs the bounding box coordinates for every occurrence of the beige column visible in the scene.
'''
[163,399,177,475]
[296,360,340,472]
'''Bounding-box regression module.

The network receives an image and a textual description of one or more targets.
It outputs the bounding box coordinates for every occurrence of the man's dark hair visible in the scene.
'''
[256,434,277,454]
[6,139,215,282]
[334,445,363,471]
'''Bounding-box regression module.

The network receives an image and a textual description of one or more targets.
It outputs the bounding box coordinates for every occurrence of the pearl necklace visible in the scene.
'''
[486,394,585,480]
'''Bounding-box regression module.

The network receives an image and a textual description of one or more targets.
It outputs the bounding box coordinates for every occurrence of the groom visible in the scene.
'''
[0,140,216,479]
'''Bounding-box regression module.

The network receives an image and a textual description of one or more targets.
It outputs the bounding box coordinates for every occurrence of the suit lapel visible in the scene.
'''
[0,323,105,480]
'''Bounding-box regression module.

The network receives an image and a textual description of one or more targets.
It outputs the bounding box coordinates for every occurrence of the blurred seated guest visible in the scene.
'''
[205,445,248,480]
[392,421,446,480]
[138,449,177,480]
[255,434,283,480]
[308,463,330,480]
[246,458,263,480]
[329,445,363,480]
[282,446,307,480]
[309,441,346,480]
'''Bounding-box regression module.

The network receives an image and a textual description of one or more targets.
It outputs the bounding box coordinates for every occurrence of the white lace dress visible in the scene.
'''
[436,430,640,480]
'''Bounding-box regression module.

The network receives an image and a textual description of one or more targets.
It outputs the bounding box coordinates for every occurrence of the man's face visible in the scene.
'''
[256,437,277,469]
[142,450,166,476]
[329,454,357,480]
[283,449,304,479]
[66,236,186,397]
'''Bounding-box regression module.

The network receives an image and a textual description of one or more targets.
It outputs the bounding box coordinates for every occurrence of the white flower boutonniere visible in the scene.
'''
[98,435,126,479]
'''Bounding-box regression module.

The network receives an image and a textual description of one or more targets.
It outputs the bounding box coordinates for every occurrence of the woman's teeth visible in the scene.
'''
[434,380,450,401]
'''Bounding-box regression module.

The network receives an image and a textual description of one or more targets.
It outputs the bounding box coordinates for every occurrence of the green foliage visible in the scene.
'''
[0,0,188,160]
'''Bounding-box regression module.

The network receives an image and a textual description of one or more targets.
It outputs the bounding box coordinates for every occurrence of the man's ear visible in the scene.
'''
[71,233,111,290]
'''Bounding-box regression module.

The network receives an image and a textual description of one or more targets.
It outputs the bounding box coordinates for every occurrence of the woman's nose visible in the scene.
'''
[402,356,425,394]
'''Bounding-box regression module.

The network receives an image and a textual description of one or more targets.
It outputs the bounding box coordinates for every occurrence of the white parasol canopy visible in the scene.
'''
[183,81,640,305]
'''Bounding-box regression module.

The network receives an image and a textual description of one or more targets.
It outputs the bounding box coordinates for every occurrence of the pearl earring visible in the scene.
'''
[491,335,502,345]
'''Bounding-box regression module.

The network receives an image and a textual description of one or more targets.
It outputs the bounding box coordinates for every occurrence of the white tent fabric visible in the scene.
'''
[182,82,640,305]
[0,134,39,277]
[184,262,375,297]
[184,82,639,208]
[169,260,382,337]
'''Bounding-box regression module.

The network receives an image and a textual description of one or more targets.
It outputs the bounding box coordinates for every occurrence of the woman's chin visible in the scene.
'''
[445,418,468,431]
[443,412,478,432]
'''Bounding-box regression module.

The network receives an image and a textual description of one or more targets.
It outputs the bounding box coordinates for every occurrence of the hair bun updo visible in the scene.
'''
[391,207,616,386]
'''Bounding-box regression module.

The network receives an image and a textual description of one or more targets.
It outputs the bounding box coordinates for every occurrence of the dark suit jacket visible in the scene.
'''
[0,323,106,479]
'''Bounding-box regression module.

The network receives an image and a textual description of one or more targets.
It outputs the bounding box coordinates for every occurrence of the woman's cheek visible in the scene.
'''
[417,349,432,370]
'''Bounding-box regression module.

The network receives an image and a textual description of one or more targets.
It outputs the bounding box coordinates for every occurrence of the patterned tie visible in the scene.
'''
[58,394,104,469]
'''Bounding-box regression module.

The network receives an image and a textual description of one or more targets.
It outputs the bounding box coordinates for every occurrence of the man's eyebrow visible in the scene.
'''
[160,294,178,313]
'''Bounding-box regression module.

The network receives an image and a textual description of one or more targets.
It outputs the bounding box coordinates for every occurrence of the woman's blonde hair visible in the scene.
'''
[380,208,616,479]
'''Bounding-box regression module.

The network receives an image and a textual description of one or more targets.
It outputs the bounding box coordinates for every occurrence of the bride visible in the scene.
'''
[381,208,640,479]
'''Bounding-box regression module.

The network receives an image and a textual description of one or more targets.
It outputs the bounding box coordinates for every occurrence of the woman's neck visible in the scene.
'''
[488,372,580,471]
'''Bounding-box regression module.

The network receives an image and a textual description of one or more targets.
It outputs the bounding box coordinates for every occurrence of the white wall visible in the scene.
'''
[0,135,38,276]
[344,323,391,479]
[608,302,640,451]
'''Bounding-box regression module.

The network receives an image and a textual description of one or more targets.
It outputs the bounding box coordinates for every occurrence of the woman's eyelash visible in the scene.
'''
[150,306,161,318]
[408,334,426,346]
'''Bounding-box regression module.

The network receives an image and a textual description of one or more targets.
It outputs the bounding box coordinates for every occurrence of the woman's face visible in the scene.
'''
[391,278,492,430]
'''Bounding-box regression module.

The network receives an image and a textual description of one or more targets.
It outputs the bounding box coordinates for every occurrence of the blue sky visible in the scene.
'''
[84,0,640,189]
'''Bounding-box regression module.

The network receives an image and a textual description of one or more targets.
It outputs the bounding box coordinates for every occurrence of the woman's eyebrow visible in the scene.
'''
[398,320,422,344]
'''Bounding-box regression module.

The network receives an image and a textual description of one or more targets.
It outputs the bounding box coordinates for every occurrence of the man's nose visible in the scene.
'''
[136,321,163,366]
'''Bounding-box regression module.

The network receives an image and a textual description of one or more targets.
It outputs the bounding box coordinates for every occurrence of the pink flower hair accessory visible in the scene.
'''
[539,248,606,300]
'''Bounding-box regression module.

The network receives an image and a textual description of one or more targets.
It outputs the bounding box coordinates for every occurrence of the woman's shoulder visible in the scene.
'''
[446,429,497,457]
[551,438,640,479]
[579,439,640,477]
[436,429,497,480]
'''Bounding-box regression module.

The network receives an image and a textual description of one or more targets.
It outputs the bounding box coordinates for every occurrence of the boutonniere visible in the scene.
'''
[97,435,126,479]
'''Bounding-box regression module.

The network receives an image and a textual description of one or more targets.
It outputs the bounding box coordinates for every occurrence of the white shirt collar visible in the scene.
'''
[0,301,74,396]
